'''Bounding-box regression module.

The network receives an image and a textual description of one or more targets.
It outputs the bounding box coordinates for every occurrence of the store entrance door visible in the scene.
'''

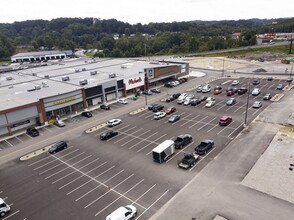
[55,106,71,117]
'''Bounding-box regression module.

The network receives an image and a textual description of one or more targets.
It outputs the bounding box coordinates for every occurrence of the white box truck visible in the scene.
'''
[152,140,175,163]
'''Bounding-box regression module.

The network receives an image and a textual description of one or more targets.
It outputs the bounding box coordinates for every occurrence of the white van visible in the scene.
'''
[0,198,10,217]
[106,205,137,220]
[118,98,128,104]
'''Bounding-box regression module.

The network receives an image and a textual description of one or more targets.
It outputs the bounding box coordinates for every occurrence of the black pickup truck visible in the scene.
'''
[194,139,214,155]
[174,134,192,149]
[178,152,199,169]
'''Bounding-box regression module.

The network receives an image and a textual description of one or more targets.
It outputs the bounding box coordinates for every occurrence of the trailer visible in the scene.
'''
[152,140,175,163]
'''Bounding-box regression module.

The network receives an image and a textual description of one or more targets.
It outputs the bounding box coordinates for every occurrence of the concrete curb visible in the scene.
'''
[271,93,284,102]
[85,123,108,133]
[129,106,148,115]
[20,145,51,161]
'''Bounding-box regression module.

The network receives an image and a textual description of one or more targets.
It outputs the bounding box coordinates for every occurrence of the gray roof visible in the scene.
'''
[11,50,66,58]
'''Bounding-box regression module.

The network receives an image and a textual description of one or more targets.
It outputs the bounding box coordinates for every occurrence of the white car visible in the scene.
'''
[154,112,167,120]
[232,80,239,86]
[252,101,263,108]
[54,120,65,127]
[206,97,215,102]
[205,100,215,108]
[252,88,261,96]
[107,119,122,127]
[183,98,192,105]
[201,84,211,93]
[118,98,128,104]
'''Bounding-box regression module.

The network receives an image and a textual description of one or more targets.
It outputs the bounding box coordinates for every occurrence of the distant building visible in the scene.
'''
[256,34,273,45]
[231,32,241,40]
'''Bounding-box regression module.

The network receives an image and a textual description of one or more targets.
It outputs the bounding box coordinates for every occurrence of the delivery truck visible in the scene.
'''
[152,140,175,163]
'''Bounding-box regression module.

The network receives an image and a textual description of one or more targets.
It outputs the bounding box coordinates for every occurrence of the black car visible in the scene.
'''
[100,104,110,110]
[169,115,180,123]
[199,96,207,102]
[214,86,222,91]
[48,141,68,154]
[166,96,175,102]
[148,103,159,110]
[172,93,181,99]
[152,104,164,112]
[142,90,153,95]
[81,111,92,118]
[194,139,214,155]
[238,87,248,95]
[26,127,39,137]
[165,82,173,88]
[252,79,260,85]
[100,130,118,140]
[286,77,293,83]
[151,88,161,93]
[267,76,273,81]
[191,99,201,106]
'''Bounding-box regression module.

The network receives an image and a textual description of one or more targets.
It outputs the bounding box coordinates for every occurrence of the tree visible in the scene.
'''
[44,35,54,49]
[0,33,15,59]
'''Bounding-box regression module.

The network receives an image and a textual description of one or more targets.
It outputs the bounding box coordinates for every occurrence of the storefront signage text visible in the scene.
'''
[128,77,142,85]
[12,120,30,128]
[53,96,76,105]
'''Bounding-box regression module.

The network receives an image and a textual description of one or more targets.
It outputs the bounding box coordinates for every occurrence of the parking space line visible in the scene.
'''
[0,191,2,194]
[45,155,93,179]
[144,113,155,119]
[116,124,131,131]
[33,148,79,170]
[75,169,125,202]
[135,189,169,220]
[119,128,145,145]
[221,80,232,85]
[196,117,216,130]
[217,125,229,135]
[113,127,141,144]
[39,152,86,175]
[28,155,52,167]
[66,165,116,195]
[138,111,150,118]
[126,130,151,148]
[15,136,23,143]
[145,134,168,155]
[189,115,208,129]
[43,126,53,132]
[5,140,13,147]
[117,130,160,146]
[207,124,218,133]
[58,161,107,189]
[2,210,20,220]
[228,123,244,138]
[189,147,216,172]
[84,174,135,208]
[180,115,200,127]
[131,184,156,205]
[51,158,100,184]
[166,141,194,163]
[135,132,159,151]
[94,179,146,216]
[234,103,246,113]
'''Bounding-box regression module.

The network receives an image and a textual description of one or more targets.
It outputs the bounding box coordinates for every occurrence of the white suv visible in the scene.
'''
[252,88,261,96]
[0,198,10,217]
[118,98,128,104]
[154,112,167,120]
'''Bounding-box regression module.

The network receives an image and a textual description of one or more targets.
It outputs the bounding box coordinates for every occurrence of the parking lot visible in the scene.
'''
[0,76,288,220]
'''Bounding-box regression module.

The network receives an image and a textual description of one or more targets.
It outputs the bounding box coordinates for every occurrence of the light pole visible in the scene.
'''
[244,81,251,127]
[222,57,225,77]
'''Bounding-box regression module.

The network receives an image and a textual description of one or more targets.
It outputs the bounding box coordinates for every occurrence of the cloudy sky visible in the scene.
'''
[1,0,293,24]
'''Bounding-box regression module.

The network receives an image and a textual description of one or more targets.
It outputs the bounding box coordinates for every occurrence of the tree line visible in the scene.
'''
[0,17,293,60]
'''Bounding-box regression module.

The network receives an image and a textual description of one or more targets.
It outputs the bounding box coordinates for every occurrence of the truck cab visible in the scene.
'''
[0,198,10,217]
[174,134,192,149]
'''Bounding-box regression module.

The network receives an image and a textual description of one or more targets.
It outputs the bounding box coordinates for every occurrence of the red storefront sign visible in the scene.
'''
[128,77,142,85]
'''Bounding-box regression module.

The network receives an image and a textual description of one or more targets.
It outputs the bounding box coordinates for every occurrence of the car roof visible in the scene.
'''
[220,116,231,120]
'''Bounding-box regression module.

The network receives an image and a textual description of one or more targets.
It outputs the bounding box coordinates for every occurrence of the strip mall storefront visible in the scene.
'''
[124,73,145,95]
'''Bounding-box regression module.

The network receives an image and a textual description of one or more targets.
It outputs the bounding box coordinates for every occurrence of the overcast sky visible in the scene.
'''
[1,0,293,24]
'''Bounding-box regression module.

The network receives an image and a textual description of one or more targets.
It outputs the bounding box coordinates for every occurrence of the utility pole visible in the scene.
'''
[289,38,293,54]
[222,57,225,77]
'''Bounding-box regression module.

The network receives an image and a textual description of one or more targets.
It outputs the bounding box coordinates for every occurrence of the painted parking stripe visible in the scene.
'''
[135,132,159,151]
[51,158,100,184]
[113,127,142,144]
[144,134,167,155]
[117,130,159,145]
[119,128,145,145]
[126,129,152,148]
[94,179,145,216]
[180,115,200,127]
[131,184,156,205]
[28,154,52,167]
[196,117,216,130]
[207,124,218,133]
[15,136,23,143]
[5,140,13,147]
[228,123,244,138]
[75,169,125,202]
[189,115,208,129]
[45,155,93,180]
[234,103,246,113]
[2,210,20,220]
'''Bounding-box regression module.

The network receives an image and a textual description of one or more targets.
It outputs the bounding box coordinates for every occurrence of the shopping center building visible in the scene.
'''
[0,55,189,135]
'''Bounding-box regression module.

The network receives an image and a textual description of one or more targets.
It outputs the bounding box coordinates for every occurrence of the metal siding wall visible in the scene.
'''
[10,118,36,132]
[6,106,38,123]
[0,114,7,126]
[0,127,8,136]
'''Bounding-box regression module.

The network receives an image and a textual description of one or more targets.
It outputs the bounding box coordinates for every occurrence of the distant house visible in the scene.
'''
[256,34,273,45]
[231,32,241,40]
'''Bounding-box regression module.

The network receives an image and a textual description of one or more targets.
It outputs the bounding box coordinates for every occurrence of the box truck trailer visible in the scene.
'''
[152,140,175,163]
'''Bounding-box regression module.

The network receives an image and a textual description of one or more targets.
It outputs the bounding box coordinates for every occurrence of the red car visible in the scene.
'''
[226,90,234,96]
[165,106,176,114]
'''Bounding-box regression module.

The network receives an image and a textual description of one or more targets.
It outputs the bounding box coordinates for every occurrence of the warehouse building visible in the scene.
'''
[0,56,188,135]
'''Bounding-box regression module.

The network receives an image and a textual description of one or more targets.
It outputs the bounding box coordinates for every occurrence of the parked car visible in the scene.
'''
[252,101,263,108]
[196,86,203,93]
[169,115,180,123]
[100,104,110,110]
[0,197,11,217]
[252,79,260,85]
[199,96,207,102]
[213,86,222,95]
[232,80,239,86]
[142,90,153,95]
[172,93,181,99]
[191,99,201,106]
[106,205,137,220]
[183,98,192,105]
[148,103,159,110]
[286,77,293,83]
[48,141,68,154]
[206,97,215,102]
[214,85,222,91]
[166,96,175,102]
[165,106,176,114]
[201,84,211,93]
[226,90,234,96]
[154,112,167,120]
[205,100,215,108]
[107,119,122,127]
[263,93,271,100]
[267,76,273,81]
[238,87,248,95]
[226,98,236,106]
[26,127,39,137]
[194,139,214,155]
[165,82,173,88]
[117,98,128,104]
[276,84,284,90]
[100,130,118,140]
[151,88,161,93]
[219,116,232,126]
[81,111,92,118]
[152,104,164,112]
[54,119,65,127]
[251,88,261,96]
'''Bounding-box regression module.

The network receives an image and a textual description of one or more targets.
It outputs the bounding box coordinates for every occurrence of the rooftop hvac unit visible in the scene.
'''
[90,71,97,75]
[109,73,116,78]
[35,85,41,90]
[79,79,88,85]
[121,65,127,69]
[44,75,50,79]
[75,69,80,72]
[32,73,37,76]
[82,68,86,71]
[6,76,13,81]
[62,76,70,81]
[42,81,49,87]
[27,88,36,92]
[8,85,14,89]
